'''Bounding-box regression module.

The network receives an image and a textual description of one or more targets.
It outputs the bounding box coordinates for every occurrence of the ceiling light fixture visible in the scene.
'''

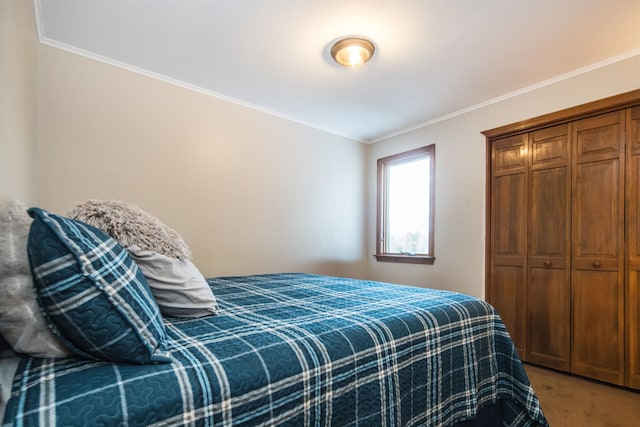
[330,36,376,68]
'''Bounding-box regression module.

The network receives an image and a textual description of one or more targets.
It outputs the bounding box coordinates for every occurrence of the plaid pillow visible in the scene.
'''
[27,208,171,364]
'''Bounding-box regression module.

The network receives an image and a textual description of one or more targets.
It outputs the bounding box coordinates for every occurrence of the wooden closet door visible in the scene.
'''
[572,111,625,385]
[526,124,571,370]
[627,106,640,389]
[490,134,528,357]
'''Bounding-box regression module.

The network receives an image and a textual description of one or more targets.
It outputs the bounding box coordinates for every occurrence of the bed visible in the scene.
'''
[2,273,547,426]
[0,200,547,426]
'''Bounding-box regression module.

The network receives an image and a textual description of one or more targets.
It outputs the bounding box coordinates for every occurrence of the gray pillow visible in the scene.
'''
[67,199,192,260]
[128,245,218,318]
[0,356,20,422]
[0,200,72,358]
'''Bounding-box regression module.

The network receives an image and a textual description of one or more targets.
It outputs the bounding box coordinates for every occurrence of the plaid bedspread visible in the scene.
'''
[3,273,547,426]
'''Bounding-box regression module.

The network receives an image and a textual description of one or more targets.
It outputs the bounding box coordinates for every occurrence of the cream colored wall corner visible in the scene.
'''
[367,55,640,299]
[0,0,37,205]
[35,45,369,279]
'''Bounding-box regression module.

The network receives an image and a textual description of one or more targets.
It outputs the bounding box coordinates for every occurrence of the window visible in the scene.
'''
[375,144,435,264]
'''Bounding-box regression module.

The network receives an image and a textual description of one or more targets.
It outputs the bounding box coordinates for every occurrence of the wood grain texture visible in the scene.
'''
[485,92,640,389]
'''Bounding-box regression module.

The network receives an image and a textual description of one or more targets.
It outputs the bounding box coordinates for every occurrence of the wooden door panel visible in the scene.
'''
[490,134,528,358]
[574,159,620,260]
[530,167,567,260]
[572,112,624,385]
[572,270,624,384]
[492,265,526,356]
[493,134,527,175]
[631,155,640,261]
[630,106,640,155]
[532,125,569,168]
[526,124,571,369]
[627,106,640,389]
[575,111,623,162]
[527,158,571,369]
[492,173,526,259]
[628,268,640,389]
[527,267,570,370]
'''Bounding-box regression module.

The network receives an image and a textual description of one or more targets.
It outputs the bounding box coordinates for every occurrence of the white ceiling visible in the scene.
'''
[35,0,640,143]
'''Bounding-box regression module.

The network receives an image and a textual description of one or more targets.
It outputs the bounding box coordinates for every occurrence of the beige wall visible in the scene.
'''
[0,0,37,205]
[35,45,368,279]
[5,1,639,295]
[367,55,640,298]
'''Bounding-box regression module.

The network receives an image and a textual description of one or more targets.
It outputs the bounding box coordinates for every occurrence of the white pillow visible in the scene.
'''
[0,200,72,358]
[127,245,218,318]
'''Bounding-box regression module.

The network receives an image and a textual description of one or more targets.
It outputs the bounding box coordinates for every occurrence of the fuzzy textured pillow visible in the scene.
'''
[67,199,192,260]
[0,200,72,358]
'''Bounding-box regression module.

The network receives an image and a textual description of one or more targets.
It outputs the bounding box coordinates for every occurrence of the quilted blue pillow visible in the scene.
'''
[27,208,171,364]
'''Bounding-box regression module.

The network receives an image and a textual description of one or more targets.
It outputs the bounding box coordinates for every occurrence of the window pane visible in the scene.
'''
[376,143,435,264]
[386,157,430,254]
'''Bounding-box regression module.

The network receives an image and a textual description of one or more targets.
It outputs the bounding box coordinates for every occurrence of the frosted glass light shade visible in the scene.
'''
[330,37,375,68]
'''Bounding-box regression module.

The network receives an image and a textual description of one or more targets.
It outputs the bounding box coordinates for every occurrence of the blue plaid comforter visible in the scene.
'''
[3,273,547,426]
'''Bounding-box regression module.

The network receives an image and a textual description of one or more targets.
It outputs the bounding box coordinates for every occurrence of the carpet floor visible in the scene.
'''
[524,364,640,426]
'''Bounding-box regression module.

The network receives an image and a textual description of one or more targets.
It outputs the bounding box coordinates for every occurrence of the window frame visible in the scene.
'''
[375,144,435,265]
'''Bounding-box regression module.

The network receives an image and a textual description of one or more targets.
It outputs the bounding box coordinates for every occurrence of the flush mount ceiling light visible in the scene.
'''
[330,36,376,68]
